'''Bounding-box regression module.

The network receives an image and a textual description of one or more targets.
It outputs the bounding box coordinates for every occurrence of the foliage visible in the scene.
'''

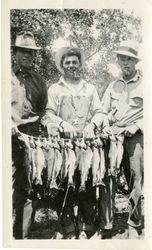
[11,9,142,97]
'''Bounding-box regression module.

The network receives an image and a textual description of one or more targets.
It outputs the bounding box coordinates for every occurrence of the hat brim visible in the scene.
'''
[55,47,85,74]
[12,45,41,50]
[114,50,140,60]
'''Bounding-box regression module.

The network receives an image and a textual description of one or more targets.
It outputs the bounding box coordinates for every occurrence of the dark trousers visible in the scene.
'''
[12,135,34,239]
[97,132,143,230]
[124,132,143,227]
[56,170,97,236]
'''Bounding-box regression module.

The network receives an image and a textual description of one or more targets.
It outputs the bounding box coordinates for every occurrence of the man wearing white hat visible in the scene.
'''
[12,31,48,239]
[42,47,107,239]
[100,40,143,238]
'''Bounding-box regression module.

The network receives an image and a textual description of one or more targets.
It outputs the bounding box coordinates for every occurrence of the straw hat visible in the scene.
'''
[114,40,140,60]
[12,31,41,50]
[55,47,85,74]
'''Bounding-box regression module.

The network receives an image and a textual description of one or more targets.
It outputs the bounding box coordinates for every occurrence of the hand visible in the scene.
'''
[46,123,61,137]
[124,124,139,137]
[60,121,77,138]
[83,123,95,139]
[103,125,114,136]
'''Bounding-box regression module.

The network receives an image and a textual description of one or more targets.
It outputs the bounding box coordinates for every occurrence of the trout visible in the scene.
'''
[34,138,45,185]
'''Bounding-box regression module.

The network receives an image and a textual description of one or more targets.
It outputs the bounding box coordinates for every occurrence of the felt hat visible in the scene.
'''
[55,47,85,74]
[114,40,140,60]
[12,31,41,50]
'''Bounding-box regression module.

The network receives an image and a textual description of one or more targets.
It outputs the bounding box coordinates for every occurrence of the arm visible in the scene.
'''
[124,118,143,137]
[41,85,63,127]
[83,87,109,138]
[101,84,117,127]
[90,87,106,128]
[41,85,76,137]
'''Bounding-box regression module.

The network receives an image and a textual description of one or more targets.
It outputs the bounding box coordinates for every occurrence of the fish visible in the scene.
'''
[19,133,33,193]
[92,137,106,186]
[108,134,124,177]
[28,136,37,182]
[116,134,124,171]
[61,140,73,180]
[34,138,45,185]
[98,144,106,185]
[108,136,118,177]
[31,146,37,182]
[47,140,55,188]
[67,146,76,187]
[74,139,81,169]
[79,139,93,191]
[92,140,100,186]
[59,139,67,181]
[49,139,62,189]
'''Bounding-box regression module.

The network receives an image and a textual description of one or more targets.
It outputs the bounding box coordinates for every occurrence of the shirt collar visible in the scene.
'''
[119,70,141,84]
[58,77,87,95]
[59,77,86,88]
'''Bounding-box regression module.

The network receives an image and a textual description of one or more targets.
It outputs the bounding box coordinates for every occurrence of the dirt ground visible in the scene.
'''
[29,192,144,240]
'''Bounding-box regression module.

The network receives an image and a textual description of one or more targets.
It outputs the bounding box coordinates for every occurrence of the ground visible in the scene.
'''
[29,192,144,239]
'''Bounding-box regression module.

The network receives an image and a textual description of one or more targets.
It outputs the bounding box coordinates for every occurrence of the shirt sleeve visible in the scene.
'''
[41,85,63,127]
[101,84,112,115]
[134,118,143,133]
[90,87,106,128]
[100,83,117,126]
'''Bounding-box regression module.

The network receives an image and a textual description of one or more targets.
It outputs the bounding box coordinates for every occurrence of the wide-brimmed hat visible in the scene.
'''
[55,47,85,74]
[114,40,140,60]
[12,31,41,50]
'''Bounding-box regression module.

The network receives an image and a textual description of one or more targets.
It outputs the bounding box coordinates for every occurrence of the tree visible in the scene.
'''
[11,9,142,96]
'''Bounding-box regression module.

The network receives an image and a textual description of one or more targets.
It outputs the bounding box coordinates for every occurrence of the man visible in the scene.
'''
[12,31,48,239]
[101,40,143,238]
[42,47,107,239]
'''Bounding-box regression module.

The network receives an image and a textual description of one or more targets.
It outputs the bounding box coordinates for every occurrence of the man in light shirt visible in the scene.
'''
[42,47,107,239]
[101,41,143,238]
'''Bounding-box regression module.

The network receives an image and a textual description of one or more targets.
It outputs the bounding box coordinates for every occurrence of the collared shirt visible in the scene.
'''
[101,71,143,131]
[12,66,48,135]
[43,77,105,131]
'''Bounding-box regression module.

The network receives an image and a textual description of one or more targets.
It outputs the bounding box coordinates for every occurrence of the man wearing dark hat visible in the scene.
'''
[12,31,48,239]
[100,40,143,238]
[42,47,107,239]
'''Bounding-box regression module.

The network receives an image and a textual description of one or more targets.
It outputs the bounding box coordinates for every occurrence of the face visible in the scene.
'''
[117,55,138,80]
[16,48,35,69]
[62,55,81,80]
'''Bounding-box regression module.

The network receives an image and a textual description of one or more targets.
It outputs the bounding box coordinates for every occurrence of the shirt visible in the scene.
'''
[12,66,48,135]
[43,77,105,132]
[101,71,143,131]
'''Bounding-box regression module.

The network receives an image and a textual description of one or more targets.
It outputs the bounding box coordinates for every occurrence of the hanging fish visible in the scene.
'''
[108,136,117,177]
[67,141,76,187]
[28,136,37,183]
[79,139,93,191]
[59,139,67,181]
[116,134,124,171]
[20,133,33,194]
[108,134,124,177]
[92,139,100,186]
[34,138,45,185]
[47,138,55,188]
[74,139,81,169]
[97,137,106,185]
[49,139,62,189]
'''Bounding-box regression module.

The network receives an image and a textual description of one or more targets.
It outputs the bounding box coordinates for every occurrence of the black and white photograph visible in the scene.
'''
[2,0,152,249]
